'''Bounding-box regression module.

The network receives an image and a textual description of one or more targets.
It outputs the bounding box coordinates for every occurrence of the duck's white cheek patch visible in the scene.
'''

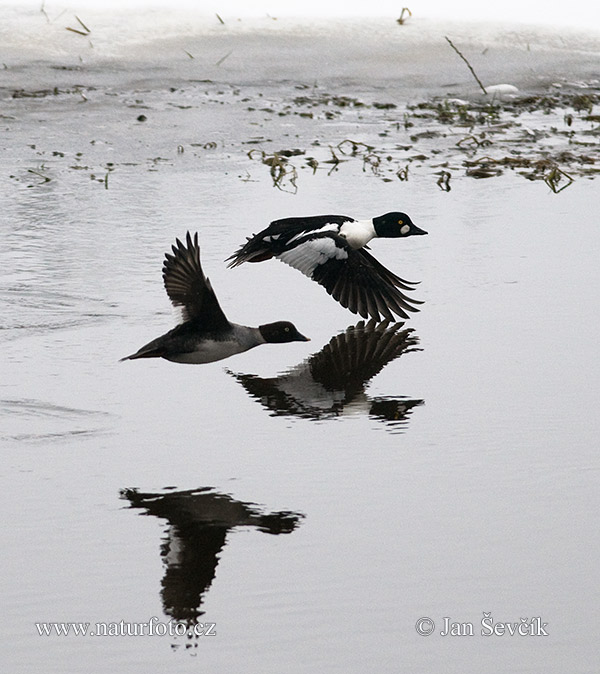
[401,224,410,235]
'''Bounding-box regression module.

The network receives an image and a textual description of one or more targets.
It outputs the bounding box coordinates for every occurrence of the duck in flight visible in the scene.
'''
[227,212,427,322]
[121,232,309,364]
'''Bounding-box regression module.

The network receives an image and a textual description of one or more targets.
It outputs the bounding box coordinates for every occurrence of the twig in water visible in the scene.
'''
[27,169,51,183]
[444,36,487,95]
[75,16,90,33]
[215,50,233,66]
[216,13,225,25]
[66,27,88,36]
[337,139,374,157]
[66,15,91,36]
[396,8,412,25]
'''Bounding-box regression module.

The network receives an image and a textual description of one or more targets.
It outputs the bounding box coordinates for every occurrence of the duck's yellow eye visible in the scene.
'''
[398,219,403,225]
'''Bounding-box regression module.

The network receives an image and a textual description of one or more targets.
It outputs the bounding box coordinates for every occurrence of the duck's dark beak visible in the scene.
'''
[293,328,310,342]
[413,225,428,235]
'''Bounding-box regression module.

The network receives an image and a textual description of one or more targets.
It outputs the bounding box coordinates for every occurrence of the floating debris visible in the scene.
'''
[9,78,599,195]
[66,15,91,37]
[27,169,51,184]
[215,50,233,67]
[396,166,409,181]
[543,165,574,193]
[247,150,299,193]
[436,170,452,191]
[396,8,412,25]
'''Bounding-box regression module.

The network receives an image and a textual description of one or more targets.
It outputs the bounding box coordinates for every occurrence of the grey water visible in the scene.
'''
[2,13,600,674]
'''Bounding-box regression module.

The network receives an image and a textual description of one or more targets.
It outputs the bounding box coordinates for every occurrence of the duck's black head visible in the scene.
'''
[259,321,310,344]
[373,212,428,238]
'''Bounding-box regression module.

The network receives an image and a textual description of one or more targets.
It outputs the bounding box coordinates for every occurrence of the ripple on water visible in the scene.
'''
[0,285,121,341]
[1,397,113,443]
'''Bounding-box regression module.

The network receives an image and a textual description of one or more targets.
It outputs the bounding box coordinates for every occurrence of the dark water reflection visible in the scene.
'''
[228,320,424,430]
[121,487,304,627]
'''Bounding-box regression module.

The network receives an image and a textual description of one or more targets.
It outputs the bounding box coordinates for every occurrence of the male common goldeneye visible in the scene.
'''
[227,212,427,322]
[121,232,308,364]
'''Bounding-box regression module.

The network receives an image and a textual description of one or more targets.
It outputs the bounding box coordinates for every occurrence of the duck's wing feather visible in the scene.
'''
[313,246,423,321]
[227,215,353,267]
[274,233,423,321]
[163,232,230,329]
[267,214,353,235]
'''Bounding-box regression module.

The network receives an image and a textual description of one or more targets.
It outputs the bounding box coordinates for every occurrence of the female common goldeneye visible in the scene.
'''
[121,232,308,364]
[227,212,427,322]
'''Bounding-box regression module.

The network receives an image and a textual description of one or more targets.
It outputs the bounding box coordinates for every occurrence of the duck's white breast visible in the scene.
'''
[165,339,250,364]
[338,219,376,249]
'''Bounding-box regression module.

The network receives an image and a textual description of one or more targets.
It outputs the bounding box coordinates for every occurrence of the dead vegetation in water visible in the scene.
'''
[12,85,92,99]
[6,79,598,194]
[65,16,91,37]
[242,83,600,192]
[247,149,300,193]
[246,138,416,190]
[406,90,600,188]
[396,8,412,26]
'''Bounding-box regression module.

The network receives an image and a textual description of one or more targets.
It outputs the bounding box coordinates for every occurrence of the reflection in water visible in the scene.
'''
[121,487,303,627]
[227,320,424,430]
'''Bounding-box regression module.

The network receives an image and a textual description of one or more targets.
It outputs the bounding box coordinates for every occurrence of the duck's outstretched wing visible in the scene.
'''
[310,245,423,321]
[265,232,422,321]
[163,232,230,330]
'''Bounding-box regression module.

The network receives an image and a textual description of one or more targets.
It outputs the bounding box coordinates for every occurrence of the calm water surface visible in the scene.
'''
[1,38,599,672]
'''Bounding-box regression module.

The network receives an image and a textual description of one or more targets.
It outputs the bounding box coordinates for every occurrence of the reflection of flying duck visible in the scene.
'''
[227,320,424,428]
[121,487,303,625]
[121,232,308,364]
[228,212,427,321]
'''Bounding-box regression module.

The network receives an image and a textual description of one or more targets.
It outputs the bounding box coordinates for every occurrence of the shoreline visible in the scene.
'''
[1,12,599,93]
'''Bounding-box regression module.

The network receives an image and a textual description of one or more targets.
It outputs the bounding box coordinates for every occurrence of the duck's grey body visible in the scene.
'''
[149,323,266,364]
